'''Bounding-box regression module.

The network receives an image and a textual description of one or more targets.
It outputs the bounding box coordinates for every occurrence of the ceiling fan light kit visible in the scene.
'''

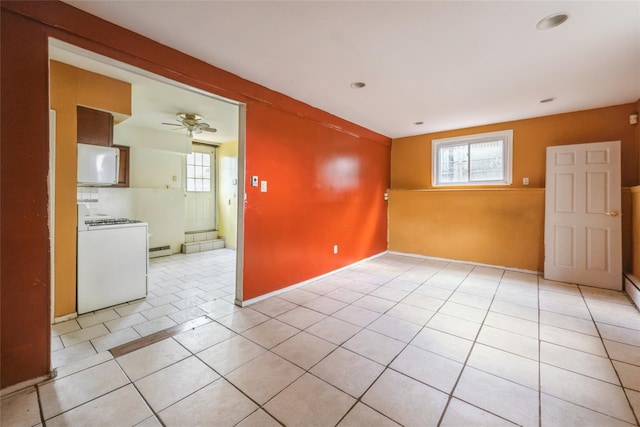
[161,112,217,137]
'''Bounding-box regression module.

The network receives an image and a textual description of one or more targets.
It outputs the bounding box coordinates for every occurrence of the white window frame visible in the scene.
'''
[432,129,513,187]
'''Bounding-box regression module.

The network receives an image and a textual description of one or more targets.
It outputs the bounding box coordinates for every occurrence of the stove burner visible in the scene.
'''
[85,218,142,226]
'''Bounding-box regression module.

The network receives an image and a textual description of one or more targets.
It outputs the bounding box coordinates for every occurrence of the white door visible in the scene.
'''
[185,144,217,232]
[544,141,622,290]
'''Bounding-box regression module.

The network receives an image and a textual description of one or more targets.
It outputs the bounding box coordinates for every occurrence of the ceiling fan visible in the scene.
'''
[161,112,217,137]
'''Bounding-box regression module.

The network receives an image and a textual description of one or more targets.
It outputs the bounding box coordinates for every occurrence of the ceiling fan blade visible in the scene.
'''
[203,127,217,133]
[161,122,182,126]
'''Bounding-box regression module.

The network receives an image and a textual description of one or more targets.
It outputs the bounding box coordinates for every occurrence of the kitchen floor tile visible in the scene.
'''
[390,344,463,393]
[197,335,266,375]
[104,312,147,332]
[241,318,299,349]
[337,402,401,427]
[45,384,151,427]
[484,311,538,339]
[331,304,381,327]
[135,356,219,411]
[428,312,482,341]
[311,347,385,397]
[0,387,41,427]
[51,319,81,337]
[613,361,640,391]
[385,303,435,325]
[467,343,539,390]
[39,360,129,420]
[158,378,257,427]
[132,316,177,337]
[303,295,349,315]
[250,297,297,317]
[540,363,636,423]
[116,338,190,381]
[216,308,269,332]
[236,409,281,427]
[77,309,120,328]
[25,252,639,427]
[454,366,539,427]
[410,327,474,363]
[541,393,635,427]
[51,341,98,368]
[272,331,336,370]
[265,373,355,427]
[306,316,361,345]
[342,328,405,365]
[477,325,539,361]
[605,339,640,366]
[173,321,235,353]
[540,324,608,357]
[541,341,619,383]
[366,314,421,342]
[276,306,327,329]
[91,327,141,353]
[225,351,304,404]
[362,369,448,426]
[59,323,110,347]
[440,398,518,427]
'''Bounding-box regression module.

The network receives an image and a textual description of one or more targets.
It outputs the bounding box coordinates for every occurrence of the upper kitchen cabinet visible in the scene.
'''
[77,106,114,146]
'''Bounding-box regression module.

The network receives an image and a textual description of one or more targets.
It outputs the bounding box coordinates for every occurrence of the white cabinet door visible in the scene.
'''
[544,141,622,290]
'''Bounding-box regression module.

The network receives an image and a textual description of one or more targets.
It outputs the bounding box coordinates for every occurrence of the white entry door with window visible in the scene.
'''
[544,141,622,290]
[185,144,217,232]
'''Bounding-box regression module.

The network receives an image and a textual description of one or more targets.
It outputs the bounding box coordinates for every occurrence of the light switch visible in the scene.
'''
[261,180,268,192]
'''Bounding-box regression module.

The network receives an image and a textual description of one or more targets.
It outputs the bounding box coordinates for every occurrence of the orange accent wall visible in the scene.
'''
[390,105,638,272]
[244,103,389,299]
[49,61,131,317]
[1,1,389,388]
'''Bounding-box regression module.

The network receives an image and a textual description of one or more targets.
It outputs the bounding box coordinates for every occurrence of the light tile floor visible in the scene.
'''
[3,251,640,426]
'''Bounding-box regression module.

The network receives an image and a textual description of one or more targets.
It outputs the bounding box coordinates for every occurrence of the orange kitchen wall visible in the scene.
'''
[49,61,131,317]
[1,1,389,388]
[390,104,638,272]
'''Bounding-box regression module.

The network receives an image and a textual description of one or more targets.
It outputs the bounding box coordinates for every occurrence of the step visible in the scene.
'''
[185,230,218,243]
[181,238,225,254]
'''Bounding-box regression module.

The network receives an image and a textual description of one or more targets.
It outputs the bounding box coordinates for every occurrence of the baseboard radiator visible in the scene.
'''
[149,245,172,258]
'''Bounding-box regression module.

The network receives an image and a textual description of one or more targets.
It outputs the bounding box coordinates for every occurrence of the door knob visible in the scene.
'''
[604,211,619,217]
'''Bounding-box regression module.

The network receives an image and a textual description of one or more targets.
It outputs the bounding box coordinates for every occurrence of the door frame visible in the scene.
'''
[48,38,246,321]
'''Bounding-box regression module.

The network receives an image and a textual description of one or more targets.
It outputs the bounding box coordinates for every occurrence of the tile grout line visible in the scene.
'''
[577,285,640,427]
[434,268,506,427]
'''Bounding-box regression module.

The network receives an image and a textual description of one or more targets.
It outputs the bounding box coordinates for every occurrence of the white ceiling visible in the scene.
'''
[62,1,639,138]
[50,41,240,145]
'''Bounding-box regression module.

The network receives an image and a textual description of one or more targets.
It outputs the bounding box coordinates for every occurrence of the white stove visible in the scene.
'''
[77,204,148,314]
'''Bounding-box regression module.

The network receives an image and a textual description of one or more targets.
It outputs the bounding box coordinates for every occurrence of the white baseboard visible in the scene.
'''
[624,274,640,310]
[53,312,78,324]
[238,251,388,307]
[386,251,541,275]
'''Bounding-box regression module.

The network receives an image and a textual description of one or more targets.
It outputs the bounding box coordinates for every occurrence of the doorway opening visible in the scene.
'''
[47,38,246,332]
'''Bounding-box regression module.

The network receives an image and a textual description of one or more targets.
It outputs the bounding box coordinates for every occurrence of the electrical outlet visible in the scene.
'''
[333,245,338,254]
[523,177,529,185]
[261,180,268,192]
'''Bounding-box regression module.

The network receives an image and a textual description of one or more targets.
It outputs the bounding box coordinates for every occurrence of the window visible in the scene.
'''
[432,130,513,186]
[186,152,211,192]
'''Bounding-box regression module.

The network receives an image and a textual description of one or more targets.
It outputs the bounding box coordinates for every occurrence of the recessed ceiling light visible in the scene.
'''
[536,13,569,30]
[540,97,556,103]
[414,121,424,125]
[350,82,366,89]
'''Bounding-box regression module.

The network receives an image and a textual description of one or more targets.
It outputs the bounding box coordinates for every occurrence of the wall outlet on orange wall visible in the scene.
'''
[334,245,338,254]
